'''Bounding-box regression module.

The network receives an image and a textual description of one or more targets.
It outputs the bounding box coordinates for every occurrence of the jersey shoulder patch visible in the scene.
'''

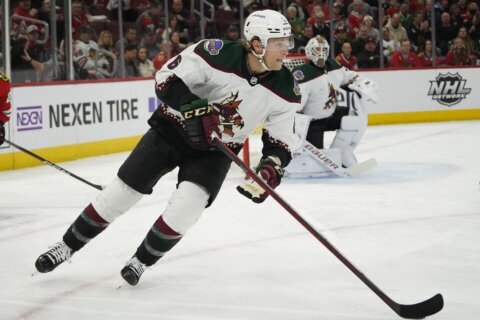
[291,62,323,83]
[195,40,243,72]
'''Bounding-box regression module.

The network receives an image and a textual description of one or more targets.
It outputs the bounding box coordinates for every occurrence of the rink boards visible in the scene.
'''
[1,67,480,171]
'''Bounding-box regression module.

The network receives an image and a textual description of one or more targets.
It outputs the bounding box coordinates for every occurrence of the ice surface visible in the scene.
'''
[0,121,479,320]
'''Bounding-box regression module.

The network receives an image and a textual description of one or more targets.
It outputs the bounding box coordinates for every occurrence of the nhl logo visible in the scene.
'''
[249,77,258,85]
[428,72,471,107]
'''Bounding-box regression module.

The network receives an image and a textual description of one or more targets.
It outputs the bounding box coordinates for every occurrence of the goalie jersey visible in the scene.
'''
[151,39,301,166]
[291,58,358,120]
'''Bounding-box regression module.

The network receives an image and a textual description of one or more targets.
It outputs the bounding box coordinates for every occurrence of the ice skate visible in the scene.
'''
[35,241,73,273]
[121,256,146,286]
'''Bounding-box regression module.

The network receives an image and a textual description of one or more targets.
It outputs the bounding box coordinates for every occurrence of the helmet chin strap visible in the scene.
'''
[251,48,271,71]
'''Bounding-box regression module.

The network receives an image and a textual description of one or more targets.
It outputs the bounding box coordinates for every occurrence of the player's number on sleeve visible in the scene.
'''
[167,55,182,70]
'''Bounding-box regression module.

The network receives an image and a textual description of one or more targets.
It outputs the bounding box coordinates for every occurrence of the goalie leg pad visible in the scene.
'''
[291,113,312,152]
[331,115,366,168]
[91,177,144,223]
[162,181,210,235]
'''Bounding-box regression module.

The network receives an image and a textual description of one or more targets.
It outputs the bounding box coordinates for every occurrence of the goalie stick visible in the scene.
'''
[5,139,104,191]
[303,142,377,177]
[213,137,443,319]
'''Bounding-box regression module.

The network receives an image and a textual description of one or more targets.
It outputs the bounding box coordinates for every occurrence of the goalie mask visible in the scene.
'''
[305,36,330,66]
[244,9,294,70]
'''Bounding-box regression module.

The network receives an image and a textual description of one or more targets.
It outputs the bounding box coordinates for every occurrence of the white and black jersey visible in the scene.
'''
[151,39,301,166]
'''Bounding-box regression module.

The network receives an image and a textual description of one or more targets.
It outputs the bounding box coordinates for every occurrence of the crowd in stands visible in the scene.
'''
[3,0,480,83]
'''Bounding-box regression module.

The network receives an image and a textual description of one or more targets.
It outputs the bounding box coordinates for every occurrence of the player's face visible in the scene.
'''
[264,37,292,70]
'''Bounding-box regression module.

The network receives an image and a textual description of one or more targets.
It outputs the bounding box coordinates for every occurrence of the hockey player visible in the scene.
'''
[286,35,378,177]
[0,71,12,146]
[35,10,300,285]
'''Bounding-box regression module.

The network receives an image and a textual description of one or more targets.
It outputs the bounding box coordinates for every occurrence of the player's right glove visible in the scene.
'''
[180,99,222,150]
[0,122,5,146]
[237,156,284,203]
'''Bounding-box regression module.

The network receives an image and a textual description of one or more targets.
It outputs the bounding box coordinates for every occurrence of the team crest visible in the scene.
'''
[212,91,244,137]
[204,39,224,55]
[293,70,304,81]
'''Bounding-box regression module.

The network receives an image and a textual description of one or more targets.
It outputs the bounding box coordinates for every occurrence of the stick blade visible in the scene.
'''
[395,294,444,319]
[345,158,377,177]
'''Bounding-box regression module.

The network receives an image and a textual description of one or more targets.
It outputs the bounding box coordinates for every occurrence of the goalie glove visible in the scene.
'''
[180,99,222,150]
[237,156,284,203]
[348,76,379,104]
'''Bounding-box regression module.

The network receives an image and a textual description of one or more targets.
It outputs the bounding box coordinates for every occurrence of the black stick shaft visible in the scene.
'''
[213,138,442,318]
[5,139,104,191]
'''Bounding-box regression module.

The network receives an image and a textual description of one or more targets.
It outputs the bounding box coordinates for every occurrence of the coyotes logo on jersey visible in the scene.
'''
[212,91,244,137]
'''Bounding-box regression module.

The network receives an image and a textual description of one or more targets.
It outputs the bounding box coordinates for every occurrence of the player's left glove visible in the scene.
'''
[180,99,222,150]
[0,122,5,146]
[348,76,379,104]
[237,156,284,203]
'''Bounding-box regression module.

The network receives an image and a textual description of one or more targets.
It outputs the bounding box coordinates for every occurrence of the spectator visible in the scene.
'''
[351,24,371,55]
[135,0,164,35]
[449,4,464,30]
[136,47,155,77]
[382,27,398,63]
[335,42,358,70]
[97,30,114,53]
[385,13,409,43]
[445,38,473,66]
[391,39,420,68]
[152,40,170,71]
[363,15,379,42]
[115,26,138,56]
[170,0,195,43]
[140,25,162,60]
[417,39,441,67]
[386,0,400,17]
[348,0,365,34]
[357,37,385,68]
[22,40,67,81]
[312,10,331,42]
[333,24,351,54]
[457,26,476,58]
[224,24,241,41]
[436,12,459,56]
[162,15,188,45]
[72,0,89,34]
[399,2,413,29]
[408,10,430,51]
[347,0,370,16]
[294,24,314,53]
[116,44,140,78]
[169,31,187,57]
[26,25,49,63]
[75,42,113,79]
[12,0,38,28]
[11,32,37,82]
[36,0,65,43]
[287,5,304,36]
[330,2,346,29]
[108,0,149,22]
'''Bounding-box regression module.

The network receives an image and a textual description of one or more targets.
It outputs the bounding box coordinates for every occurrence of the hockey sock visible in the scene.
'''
[63,203,110,251]
[135,216,183,266]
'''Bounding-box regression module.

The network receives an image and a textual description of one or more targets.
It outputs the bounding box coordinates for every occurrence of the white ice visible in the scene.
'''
[0,120,479,320]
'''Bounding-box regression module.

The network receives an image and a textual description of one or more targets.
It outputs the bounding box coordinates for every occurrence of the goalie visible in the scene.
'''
[285,35,378,178]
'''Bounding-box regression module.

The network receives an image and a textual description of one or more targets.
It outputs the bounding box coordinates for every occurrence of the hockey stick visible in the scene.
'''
[5,139,104,191]
[303,142,377,177]
[213,137,443,319]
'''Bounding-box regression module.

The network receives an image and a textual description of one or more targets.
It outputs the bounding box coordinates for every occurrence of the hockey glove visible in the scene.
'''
[180,99,222,150]
[237,156,284,203]
[0,122,5,146]
[348,76,379,104]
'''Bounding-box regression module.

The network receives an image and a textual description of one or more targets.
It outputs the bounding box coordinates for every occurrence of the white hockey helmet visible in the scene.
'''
[244,9,293,51]
[305,35,330,65]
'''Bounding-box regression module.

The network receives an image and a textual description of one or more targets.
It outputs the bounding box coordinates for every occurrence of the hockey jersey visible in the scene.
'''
[0,71,11,124]
[154,39,301,164]
[291,59,358,120]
